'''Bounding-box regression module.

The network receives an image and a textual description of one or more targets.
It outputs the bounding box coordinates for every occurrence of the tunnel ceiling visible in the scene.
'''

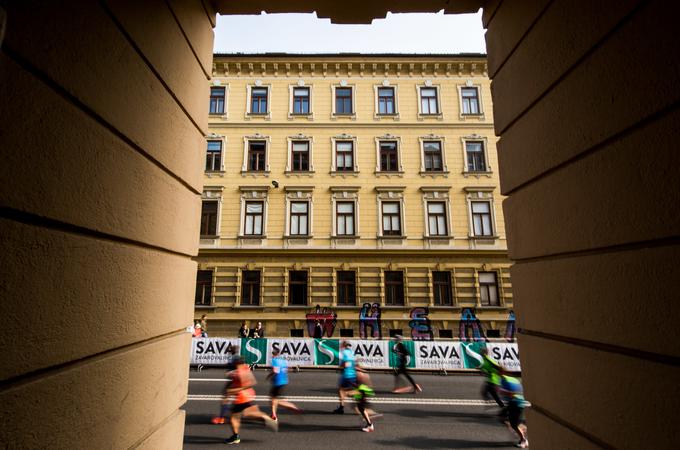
[211,0,484,24]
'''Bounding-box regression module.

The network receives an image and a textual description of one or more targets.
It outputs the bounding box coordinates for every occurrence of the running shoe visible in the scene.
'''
[332,405,344,414]
[362,424,375,432]
[270,414,278,421]
[264,416,279,432]
[516,438,529,448]
[225,434,240,445]
[211,416,225,425]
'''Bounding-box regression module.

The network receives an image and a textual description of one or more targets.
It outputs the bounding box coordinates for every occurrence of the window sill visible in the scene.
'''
[288,113,314,120]
[429,305,461,310]
[284,235,313,239]
[417,113,443,120]
[284,170,315,176]
[469,235,499,240]
[205,170,225,177]
[477,305,507,311]
[374,170,405,177]
[331,113,356,120]
[381,305,407,309]
[374,113,399,120]
[332,235,359,239]
[460,113,485,119]
[335,305,359,309]
[194,304,217,309]
[462,171,493,178]
[200,235,219,239]
[208,113,227,118]
[419,170,450,177]
[285,305,311,309]
[241,170,271,176]
[233,304,264,309]
[377,235,405,239]
[330,170,360,177]
[424,235,453,240]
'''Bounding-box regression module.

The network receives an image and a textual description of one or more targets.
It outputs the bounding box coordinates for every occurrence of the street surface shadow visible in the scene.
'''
[392,408,498,423]
[375,435,514,449]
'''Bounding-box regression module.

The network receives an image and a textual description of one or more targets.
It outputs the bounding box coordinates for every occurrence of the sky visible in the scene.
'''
[213,11,486,54]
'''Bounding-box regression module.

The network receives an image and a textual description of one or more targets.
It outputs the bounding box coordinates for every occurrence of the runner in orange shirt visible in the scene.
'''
[225,356,278,445]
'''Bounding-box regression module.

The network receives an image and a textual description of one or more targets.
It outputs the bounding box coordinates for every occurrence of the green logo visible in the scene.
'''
[314,339,340,365]
[389,340,415,368]
[460,342,486,369]
[241,338,267,364]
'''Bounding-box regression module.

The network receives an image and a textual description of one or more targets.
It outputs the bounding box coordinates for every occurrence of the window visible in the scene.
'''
[250,87,268,114]
[244,201,264,236]
[335,141,354,171]
[471,201,493,236]
[479,272,499,306]
[423,141,443,171]
[381,201,401,236]
[340,329,354,337]
[289,270,308,305]
[289,201,309,236]
[205,140,222,172]
[461,87,480,115]
[290,141,310,171]
[336,202,355,236]
[337,271,356,305]
[241,270,261,306]
[292,87,310,114]
[432,271,452,306]
[427,202,448,236]
[290,329,304,337]
[377,87,395,114]
[384,271,404,305]
[420,87,439,114]
[247,141,266,171]
[209,87,225,114]
[379,141,399,172]
[466,141,487,172]
[200,201,218,237]
[195,270,212,305]
[335,87,353,114]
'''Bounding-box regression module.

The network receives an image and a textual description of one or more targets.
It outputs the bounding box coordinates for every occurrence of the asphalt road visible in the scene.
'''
[183,368,524,449]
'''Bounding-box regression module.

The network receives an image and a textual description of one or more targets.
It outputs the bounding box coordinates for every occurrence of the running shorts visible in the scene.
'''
[231,402,254,414]
[339,377,357,389]
[270,385,285,398]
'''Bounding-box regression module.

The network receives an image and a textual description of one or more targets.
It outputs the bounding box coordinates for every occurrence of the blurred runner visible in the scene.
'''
[391,335,421,393]
[267,348,302,421]
[224,356,278,445]
[499,370,529,448]
[352,364,381,432]
[333,341,357,414]
[479,347,505,412]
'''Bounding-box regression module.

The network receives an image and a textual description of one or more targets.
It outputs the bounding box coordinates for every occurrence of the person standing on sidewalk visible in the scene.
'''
[224,356,278,445]
[267,348,302,422]
[333,341,357,414]
[391,335,421,393]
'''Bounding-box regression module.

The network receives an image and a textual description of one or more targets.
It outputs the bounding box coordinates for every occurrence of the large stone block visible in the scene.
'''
[0,332,190,449]
[0,219,195,381]
[2,1,205,191]
[502,106,680,259]
[524,409,601,450]
[519,334,679,449]
[136,409,186,450]
[497,0,680,193]
[0,54,201,256]
[167,0,215,75]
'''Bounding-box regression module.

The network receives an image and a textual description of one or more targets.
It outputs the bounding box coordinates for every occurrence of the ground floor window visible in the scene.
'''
[195,270,212,306]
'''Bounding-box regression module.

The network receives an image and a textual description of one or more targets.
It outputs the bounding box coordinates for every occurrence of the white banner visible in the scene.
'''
[191,338,240,365]
[347,339,389,368]
[266,338,315,366]
[414,341,464,370]
[486,343,522,371]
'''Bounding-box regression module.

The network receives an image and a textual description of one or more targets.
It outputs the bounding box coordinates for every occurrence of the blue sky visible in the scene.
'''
[213,11,486,54]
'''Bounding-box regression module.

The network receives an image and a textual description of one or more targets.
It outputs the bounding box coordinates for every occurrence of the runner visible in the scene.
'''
[499,369,529,448]
[391,335,421,393]
[352,363,381,432]
[333,341,357,414]
[224,356,278,445]
[267,348,302,421]
[479,347,505,412]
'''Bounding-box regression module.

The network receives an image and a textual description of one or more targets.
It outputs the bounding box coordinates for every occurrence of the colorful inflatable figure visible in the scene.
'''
[305,305,337,338]
[505,310,516,342]
[459,308,488,342]
[359,302,382,339]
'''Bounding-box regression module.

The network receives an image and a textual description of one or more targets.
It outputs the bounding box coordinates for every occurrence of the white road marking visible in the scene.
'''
[186,394,494,406]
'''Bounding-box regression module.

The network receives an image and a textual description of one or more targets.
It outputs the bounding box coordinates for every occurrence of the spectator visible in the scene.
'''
[193,323,207,338]
[238,322,249,338]
[252,321,265,338]
[200,314,208,333]
[314,320,323,339]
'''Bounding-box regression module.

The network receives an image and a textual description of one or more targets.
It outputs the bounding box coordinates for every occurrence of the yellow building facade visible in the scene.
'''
[196,54,514,340]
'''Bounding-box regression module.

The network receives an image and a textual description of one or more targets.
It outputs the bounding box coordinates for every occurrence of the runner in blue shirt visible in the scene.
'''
[333,341,358,414]
[267,348,301,422]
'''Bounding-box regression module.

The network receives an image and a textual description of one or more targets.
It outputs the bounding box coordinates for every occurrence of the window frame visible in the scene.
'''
[478,271,500,307]
[374,84,399,117]
[195,269,213,306]
[330,187,361,239]
[336,270,357,306]
[419,137,448,174]
[205,138,225,173]
[471,201,494,237]
[200,200,219,238]
[331,84,356,117]
[375,137,403,174]
[240,269,261,306]
[291,85,311,115]
[288,200,310,236]
[380,200,402,236]
[417,84,442,117]
[426,201,449,237]
[285,137,314,173]
[243,200,265,236]
[335,201,356,237]
[209,86,226,115]
[432,270,453,306]
[248,85,269,115]
[241,136,271,174]
[288,270,309,306]
[330,135,359,174]
[384,270,405,306]
[457,83,484,118]
[461,135,492,175]
[464,187,498,240]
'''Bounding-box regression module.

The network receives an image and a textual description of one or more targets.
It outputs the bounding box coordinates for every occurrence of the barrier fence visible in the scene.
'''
[190,338,520,371]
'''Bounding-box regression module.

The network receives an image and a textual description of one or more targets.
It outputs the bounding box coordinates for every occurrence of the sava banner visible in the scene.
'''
[266,338,315,366]
[414,341,464,370]
[191,338,240,365]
